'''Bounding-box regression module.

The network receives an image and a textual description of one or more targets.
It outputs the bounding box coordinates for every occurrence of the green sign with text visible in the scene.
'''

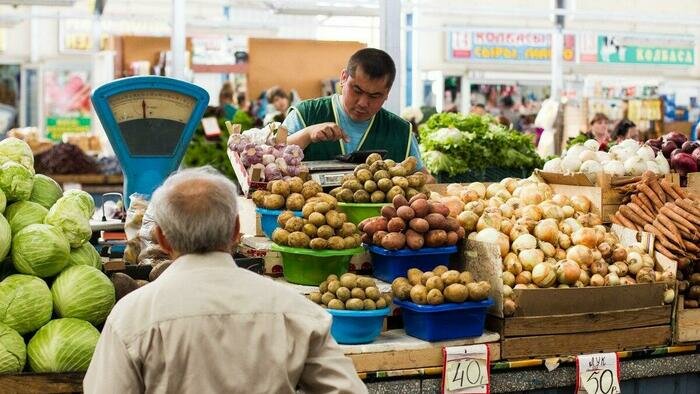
[597,35,694,66]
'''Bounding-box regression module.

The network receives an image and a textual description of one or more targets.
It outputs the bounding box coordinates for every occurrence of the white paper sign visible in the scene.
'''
[576,353,621,394]
[442,344,490,394]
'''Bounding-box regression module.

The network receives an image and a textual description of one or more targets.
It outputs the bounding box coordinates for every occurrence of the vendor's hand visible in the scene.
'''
[306,122,350,143]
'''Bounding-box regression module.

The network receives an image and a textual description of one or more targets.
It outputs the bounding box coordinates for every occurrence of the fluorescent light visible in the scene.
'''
[0,0,76,5]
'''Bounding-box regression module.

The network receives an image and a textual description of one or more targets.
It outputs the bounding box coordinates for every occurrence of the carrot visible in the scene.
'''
[631,195,655,218]
[676,199,700,220]
[637,193,657,214]
[645,224,684,254]
[638,184,664,210]
[653,218,684,249]
[626,202,654,223]
[657,213,685,248]
[659,179,682,201]
[646,176,667,203]
[610,214,622,226]
[615,212,637,230]
[654,242,679,261]
[671,183,688,199]
[683,240,700,254]
[660,206,698,234]
[620,205,650,227]
[669,201,700,227]
[611,176,642,186]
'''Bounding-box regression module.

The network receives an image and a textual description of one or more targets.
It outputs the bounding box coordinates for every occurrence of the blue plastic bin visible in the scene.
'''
[327,307,390,344]
[393,298,493,342]
[368,245,458,283]
[256,208,302,239]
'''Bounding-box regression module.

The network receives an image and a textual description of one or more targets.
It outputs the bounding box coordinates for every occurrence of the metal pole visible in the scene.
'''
[171,0,186,79]
[550,0,565,102]
[379,0,401,113]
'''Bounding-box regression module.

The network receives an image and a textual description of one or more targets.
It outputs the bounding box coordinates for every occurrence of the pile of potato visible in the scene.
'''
[392,266,491,305]
[359,194,466,250]
[272,193,362,250]
[308,273,392,310]
[329,153,429,203]
[251,177,324,211]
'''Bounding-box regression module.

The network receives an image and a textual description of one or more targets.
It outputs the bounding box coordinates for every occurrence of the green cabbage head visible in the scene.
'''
[0,274,53,335]
[0,161,34,202]
[44,197,92,248]
[0,322,26,373]
[68,243,101,269]
[62,190,95,218]
[0,137,34,172]
[0,188,6,214]
[29,175,63,210]
[0,215,9,261]
[12,224,70,277]
[51,265,115,326]
[4,201,48,236]
[27,318,100,373]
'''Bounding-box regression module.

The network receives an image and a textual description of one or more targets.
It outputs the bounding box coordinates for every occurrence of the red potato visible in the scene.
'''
[362,217,388,236]
[425,229,448,247]
[372,230,388,245]
[444,217,460,232]
[429,201,450,217]
[409,218,430,233]
[381,232,406,250]
[393,194,409,209]
[409,193,428,205]
[425,213,446,230]
[387,217,406,233]
[410,199,430,218]
[397,205,416,222]
[446,231,459,246]
[406,229,425,250]
[381,205,397,219]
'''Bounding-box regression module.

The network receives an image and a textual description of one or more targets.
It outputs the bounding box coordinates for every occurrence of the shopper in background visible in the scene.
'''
[263,86,291,124]
[585,112,611,150]
[218,81,236,120]
[499,96,520,130]
[84,167,366,394]
[232,92,257,130]
[470,103,487,116]
[612,119,638,143]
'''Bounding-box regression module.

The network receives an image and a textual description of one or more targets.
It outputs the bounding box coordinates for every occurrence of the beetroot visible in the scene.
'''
[661,140,678,158]
[664,131,688,147]
[670,152,698,176]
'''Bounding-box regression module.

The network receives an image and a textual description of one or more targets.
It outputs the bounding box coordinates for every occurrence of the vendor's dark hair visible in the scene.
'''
[266,86,288,103]
[347,48,396,88]
[613,119,636,140]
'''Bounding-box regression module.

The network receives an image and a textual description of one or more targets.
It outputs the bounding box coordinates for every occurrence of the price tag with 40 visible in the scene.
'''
[442,344,490,394]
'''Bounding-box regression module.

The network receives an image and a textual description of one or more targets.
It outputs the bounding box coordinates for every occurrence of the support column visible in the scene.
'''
[550,0,565,102]
[171,0,186,79]
[379,0,401,113]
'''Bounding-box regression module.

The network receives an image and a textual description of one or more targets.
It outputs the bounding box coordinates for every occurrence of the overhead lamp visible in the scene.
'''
[0,0,76,5]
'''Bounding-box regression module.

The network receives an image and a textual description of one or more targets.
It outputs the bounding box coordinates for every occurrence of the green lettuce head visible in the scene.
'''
[0,188,6,214]
[0,274,53,335]
[0,216,9,262]
[68,243,101,269]
[44,197,92,248]
[51,265,115,326]
[4,201,49,236]
[62,190,95,218]
[29,175,63,210]
[12,224,70,277]
[27,318,100,373]
[0,322,26,373]
[0,137,34,172]
[0,161,34,202]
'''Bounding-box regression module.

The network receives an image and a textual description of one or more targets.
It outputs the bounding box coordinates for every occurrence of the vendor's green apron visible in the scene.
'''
[288,96,412,162]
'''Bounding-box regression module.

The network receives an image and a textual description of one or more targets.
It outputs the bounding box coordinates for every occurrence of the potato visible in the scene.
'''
[325,210,344,229]
[468,281,491,301]
[342,179,363,192]
[363,217,388,235]
[392,194,409,208]
[445,217,460,232]
[388,164,407,177]
[270,180,290,197]
[363,299,377,310]
[459,271,475,285]
[285,193,305,211]
[288,231,310,248]
[381,293,392,306]
[328,236,345,250]
[426,276,445,292]
[381,232,406,250]
[263,194,286,210]
[405,229,424,250]
[386,186,405,203]
[284,216,304,232]
[433,265,449,277]
[288,177,304,193]
[370,190,386,203]
[370,160,388,173]
[339,212,348,224]
[391,176,409,190]
[421,271,435,285]
[356,169,373,183]
[308,292,322,304]
[392,277,411,294]
[381,205,397,219]
[302,223,318,238]
[408,218,430,233]
[355,163,371,174]
[308,212,326,227]
[365,152,383,165]
[353,190,371,203]
[397,206,415,222]
[302,180,322,199]
[441,270,461,286]
[375,298,387,309]
[112,273,139,301]
[328,299,345,310]
[316,193,338,209]
[328,280,341,294]
[361,233,372,245]
[427,288,445,305]
[425,229,448,247]
[446,231,459,246]
[321,291,336,305]
[429,202,451,217]
[319,280,329,293]
[377,178,393,192]
[302,203,315,218]
[355,276,374,289]
[345,298,364,310]
[363,180,378,193]
[401,157,418,173]
[387,217,406,232]
[315,225,334,240]
[336,287,351,302]
[343,236,358,249]
[407,174,424,189]
[444,283,469,303]
[372,230,388,246]
[252,190,269,207]
[309,238,328,250]
[271,228,290,245]
[351,287,366,300]
[327,274,339,281]
[425,213,446,230]
[309,202,328,215]
[407,269,423,286]
[340,273,357,289]
[410,284,428,304]
[410,199,430,218]
[365,286,380,301]
[405,188,420,200]
[408,193,427,205]
[338,188,354,202]
[277,211,297,227]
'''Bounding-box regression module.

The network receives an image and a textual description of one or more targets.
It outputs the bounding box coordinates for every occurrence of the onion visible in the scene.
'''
[511,234,537,254]
[579,270,590,286]
[476,211,502,232]
[579,149,598,163]
[590,274,605,286]
[613,262,629,277]
[467,232,478,241]
[503,298,517,315]
[500,219,514,236]
[486,183,506,199]
[595,151,611,163]
[467,182,486,199]
[558,233,572,249]
[561,154,582,174]
[465,201,485,216]
[446,183,465,197]
[603,160,626,176]
[636,267,655,284]
[637,145,656,161]
[560,217,583,235]
[591,250,602,262]
[591,260,609,276]
[537,183,554,200]
[460,189,480,203]
[458,211,480,231]
[603,233,619,246]
[654,152,670,175]
[515,271,532,285]
[555,248,567,260]
[605,272,621,286]
[509,224,530,242]
[475,228,510,258]
[612,247,627,262]
[620,276,636,286]
[608,264,620,275]
[580,160,602,174]
[514,284,528,290]
[570,195,592,213]
[543,157,562,172]
[516,217,538,233]
[502,271,516,287]
[577,213,602,227]
[572,228,597,248]
[593,225,607,244]
[624,155,647,176]
[519,184,544,205]
[562,205,575,218]
[487,197,502,208]
[500,177,518,193]
[567,245,594,267]
[519,249,545,271]
[505,197,522,210]
[499,203,514,219]
[503,285,514,299]
[551,194,570,207]
[556,260,581,285]
[520,205,543,221]
[504,253,523,275]
[660,271,676,286]
[645,160,660,174]
[566,144,587,160]
[664,289,675,304]
[540,203,565,221]
[532,263,557,287]
[545,257,558,265]
[534,219,560,244]
[539,241,556,258]
[584,139,600,151]
[598,242,612,258]
[495,189,512,203]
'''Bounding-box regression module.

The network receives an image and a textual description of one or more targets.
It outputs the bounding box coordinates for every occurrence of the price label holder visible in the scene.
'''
[575,352,621,394]
[442,344,490,394]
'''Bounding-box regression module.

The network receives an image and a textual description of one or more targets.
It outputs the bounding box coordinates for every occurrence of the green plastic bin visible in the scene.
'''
[271,244,365,285]
[337,202,387,225]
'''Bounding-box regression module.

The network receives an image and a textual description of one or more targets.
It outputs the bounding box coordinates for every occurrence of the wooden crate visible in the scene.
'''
[0,373,84,393]
[674,295,700,344]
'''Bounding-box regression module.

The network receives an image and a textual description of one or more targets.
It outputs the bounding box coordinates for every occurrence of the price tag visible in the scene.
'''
[442,344,490,394]
[201,116,221,138]
[575,353,621,394]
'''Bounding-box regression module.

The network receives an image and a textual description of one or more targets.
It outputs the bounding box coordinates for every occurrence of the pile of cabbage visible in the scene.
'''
[0,137,115,374]
[543,139,671,177]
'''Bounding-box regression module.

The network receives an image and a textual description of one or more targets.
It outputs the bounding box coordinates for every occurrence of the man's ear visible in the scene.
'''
[340,69,349,83]
[155,226,174,255]
[231,217,241,247]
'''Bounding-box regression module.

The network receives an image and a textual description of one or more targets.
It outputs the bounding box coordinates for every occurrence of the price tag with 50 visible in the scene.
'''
[576,353,621,394]
[442,344,490,394]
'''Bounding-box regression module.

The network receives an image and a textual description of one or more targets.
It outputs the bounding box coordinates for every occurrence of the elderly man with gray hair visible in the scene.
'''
[84,167,366,394]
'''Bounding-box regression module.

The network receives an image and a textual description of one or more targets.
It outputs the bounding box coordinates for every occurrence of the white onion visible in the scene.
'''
[511,233,537,254]
[580,160,602,174]
[655,153,670,175]
[486,183,506,199]
[543,157,562,173]
[595,151,611,163]
[467,182,487,199]
[619,138,640,149]
[565,144,587,160]
[475,228,510,258]
[603,160,625,176]
[645,160,661,174]
[624,156,647,176]
[579,149,598,163]
[584,139,600,151]
[636,145,655,161]
[561,155,582,174]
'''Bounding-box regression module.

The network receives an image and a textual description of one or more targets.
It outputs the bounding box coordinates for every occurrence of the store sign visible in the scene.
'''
[43,70,92,140]
[447,30,575,63]
[192,37,238,66]
[580,33,695,66]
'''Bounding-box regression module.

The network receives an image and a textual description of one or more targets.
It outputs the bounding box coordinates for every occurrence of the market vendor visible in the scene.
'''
[285,48,430,178]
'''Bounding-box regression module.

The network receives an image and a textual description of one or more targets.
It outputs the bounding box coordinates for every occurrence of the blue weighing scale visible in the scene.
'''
[92,76,209,206]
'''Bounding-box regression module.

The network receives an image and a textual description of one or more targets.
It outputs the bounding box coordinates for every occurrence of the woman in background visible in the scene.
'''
[585,113,611,150]
[612,119,638,143]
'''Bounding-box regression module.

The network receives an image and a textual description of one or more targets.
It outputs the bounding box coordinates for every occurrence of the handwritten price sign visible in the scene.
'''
[576,353,621,394]
[442,344,490,394]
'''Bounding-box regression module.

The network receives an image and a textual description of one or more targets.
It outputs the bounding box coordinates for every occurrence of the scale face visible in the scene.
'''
[92,77,209,204]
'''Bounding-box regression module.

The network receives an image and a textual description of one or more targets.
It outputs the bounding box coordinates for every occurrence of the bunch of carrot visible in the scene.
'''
[611,171,700,269]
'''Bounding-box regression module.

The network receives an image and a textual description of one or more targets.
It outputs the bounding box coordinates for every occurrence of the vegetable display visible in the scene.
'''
[27,318,100,373]
[328,153,429,203]
[251,178,322,211]
[33,143,99,175]
[308,273,392,310]
[359,194,465,250]
[0,322,26,373]
[418,113,543,176]
[645,132,699,186]
[391,266,490,305]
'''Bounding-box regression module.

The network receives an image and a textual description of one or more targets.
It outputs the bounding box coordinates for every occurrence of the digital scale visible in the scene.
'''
[306,150,388,188]
[92,76,209,206]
